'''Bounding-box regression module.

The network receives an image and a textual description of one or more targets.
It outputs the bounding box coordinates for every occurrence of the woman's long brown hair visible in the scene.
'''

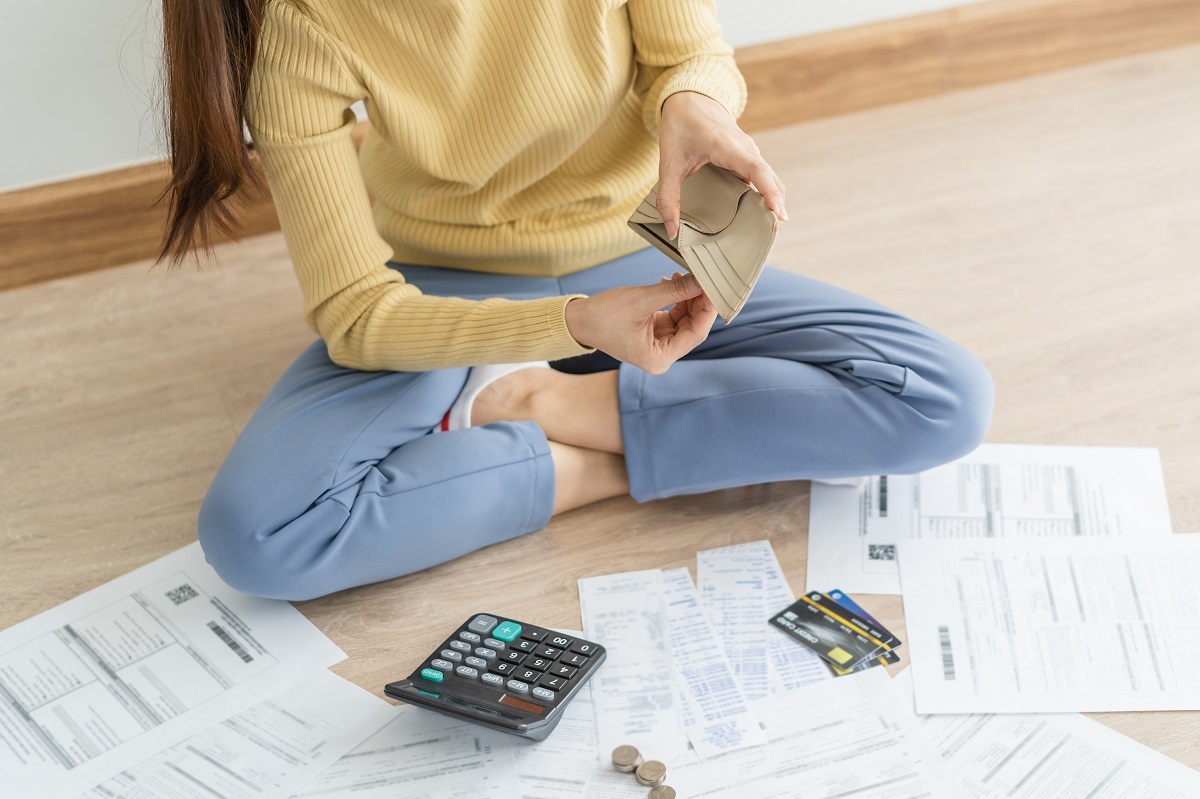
[156,0,267,265]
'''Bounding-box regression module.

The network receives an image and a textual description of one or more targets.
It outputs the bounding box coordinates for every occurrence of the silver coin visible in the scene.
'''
[612,744,643,772]
[648,787,677,799]
[635,760,667,786]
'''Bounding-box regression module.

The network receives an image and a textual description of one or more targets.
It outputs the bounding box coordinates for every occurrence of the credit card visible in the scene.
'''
[769,592,900,670]
[827,589,882,629]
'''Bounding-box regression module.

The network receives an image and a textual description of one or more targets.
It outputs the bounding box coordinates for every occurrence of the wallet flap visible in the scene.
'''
[633,165,751,235]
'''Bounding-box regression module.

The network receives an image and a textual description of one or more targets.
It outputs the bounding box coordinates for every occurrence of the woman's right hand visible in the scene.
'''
[564,272,717,375]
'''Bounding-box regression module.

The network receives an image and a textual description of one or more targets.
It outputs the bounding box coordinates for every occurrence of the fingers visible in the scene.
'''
[730,151,787,221]
[656,157,696,240]
[642,271,704,312]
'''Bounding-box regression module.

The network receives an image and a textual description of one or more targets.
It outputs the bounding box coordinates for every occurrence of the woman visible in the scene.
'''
[159,0,993,601]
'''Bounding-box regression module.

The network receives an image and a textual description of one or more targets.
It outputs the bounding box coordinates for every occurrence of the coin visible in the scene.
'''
[611,744,643,772]
[648,786,677,799]
[635,759,667,786]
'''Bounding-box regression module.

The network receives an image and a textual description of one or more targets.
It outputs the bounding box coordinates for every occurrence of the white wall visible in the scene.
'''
[716,0,989,48]
[0,0,988,193]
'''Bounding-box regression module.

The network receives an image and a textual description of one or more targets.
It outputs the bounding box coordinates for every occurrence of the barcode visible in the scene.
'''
[868,544,896,561]
[165,584,199,606]
[208,622,254,663]
[878,476,888,516]
[938,625,956,681]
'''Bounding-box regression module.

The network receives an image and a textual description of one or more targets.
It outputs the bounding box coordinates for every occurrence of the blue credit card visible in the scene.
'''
[828,588,882,629]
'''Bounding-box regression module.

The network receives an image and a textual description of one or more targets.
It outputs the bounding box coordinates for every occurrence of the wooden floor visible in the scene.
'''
[2,45,1198,772]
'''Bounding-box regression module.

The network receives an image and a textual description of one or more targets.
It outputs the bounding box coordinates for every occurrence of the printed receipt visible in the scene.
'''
[893,670,1200,798]
[578,570,691,767]
[78,671,396,799]
[292,705,519,799]
[696,541,828,702]
[671,668,956,799]
[899,535,1200,714]
[0,542,345,797]
[808,444,1173,594]
[661,568,767,758]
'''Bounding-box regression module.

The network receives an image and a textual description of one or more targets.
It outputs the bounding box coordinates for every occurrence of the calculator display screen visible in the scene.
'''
[499,695,545,715]
[421,689,531,720]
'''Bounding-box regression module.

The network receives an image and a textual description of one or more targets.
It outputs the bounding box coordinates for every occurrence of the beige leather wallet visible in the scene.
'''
[628,163,778,323]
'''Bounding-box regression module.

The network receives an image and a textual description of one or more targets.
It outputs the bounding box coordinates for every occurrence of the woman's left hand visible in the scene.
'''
[655,91,788,240]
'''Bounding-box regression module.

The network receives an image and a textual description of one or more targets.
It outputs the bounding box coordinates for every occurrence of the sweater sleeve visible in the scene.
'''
[627,0,748,134]
[244,3,593,371]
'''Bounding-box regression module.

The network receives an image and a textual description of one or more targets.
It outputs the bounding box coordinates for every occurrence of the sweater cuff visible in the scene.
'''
[545,294,596,359]
[643,56,748,134]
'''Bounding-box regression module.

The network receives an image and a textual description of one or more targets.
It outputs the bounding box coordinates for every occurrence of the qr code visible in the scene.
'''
[166,584,199,606]
[868,544,896,561]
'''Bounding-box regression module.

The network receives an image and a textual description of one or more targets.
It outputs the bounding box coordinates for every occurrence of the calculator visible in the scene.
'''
[384,613,606,741]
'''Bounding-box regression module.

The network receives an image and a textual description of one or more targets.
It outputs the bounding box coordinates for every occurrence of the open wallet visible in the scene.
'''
[628,163,779,323]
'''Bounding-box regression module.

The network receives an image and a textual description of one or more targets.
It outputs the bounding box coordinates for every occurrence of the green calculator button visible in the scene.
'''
[492,621,522,642]
[420,668,444,682]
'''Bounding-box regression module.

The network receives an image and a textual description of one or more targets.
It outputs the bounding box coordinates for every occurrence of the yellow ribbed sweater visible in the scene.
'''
[246,0,746,371]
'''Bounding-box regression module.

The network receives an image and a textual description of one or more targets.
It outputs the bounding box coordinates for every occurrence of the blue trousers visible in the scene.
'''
[199,249,993,600]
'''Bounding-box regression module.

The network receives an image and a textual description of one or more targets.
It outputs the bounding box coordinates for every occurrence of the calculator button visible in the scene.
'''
[531,687,555,702]
[546,634,574,649]
[483,638,507,651]
[458,631,482,644]
[535,646,561,659]
[514,639,538,653]
[491,621,522,642]
[455,666,479,679]
[569,642,597,656]
[506,679,530,694]
[527,657,552,672]
[562,653,588,667]
[481,673,504,687]
[449,640,472,652]
[550,664,577,679]
[501,651,527,664]
[465,656,488,669]
[492,662,518,676]
[538,674,566,691]
[420,668,444,682]
[440,649,463,663]
[468,615,498,634]
[430,658,455,671]
[475,647,497,660]
[518,627,548,643]
[516,668,539,682]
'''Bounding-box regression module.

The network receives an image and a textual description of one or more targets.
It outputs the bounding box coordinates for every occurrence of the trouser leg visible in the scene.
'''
[558,251,994,501]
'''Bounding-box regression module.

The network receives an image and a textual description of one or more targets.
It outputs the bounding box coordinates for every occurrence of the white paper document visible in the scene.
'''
[292,705,519,798]
[696,541,828,702]
[578,569,690,766]
[661,568,767,758]
[899,535,1200,713]
[513,682,602,799]
[808,444,1172,594]
[894,670,1200,798]
[79,671,396,799]
[0,543,345,798]
[672,668,956,798]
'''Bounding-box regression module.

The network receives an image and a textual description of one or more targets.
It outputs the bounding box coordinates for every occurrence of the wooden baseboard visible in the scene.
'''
[0,157,280,291]
[3,0,1198,291]
[736,0,1200,130]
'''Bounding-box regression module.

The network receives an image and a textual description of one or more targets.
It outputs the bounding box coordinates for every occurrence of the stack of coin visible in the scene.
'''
[635,760,667,787]
[611,745,643,773]
[612,746,675,797]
